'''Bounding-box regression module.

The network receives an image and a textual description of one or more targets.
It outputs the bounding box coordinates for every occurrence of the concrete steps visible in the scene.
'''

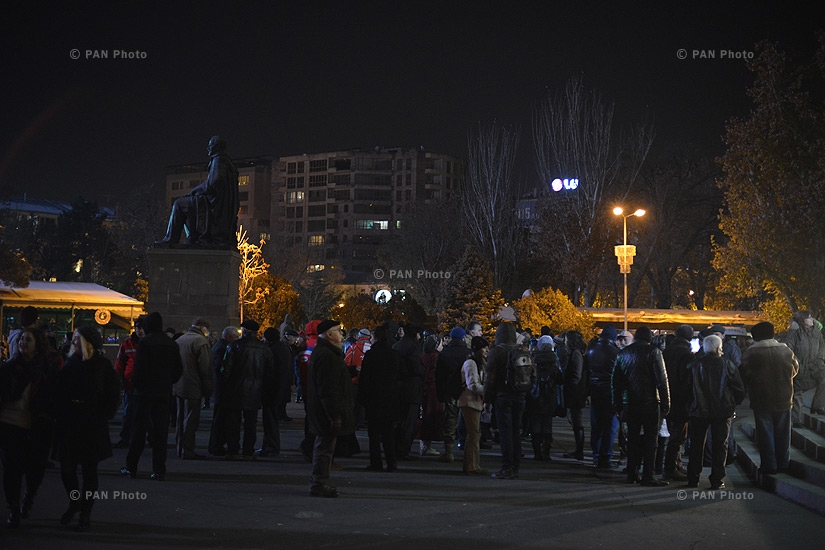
[735,408,825,516]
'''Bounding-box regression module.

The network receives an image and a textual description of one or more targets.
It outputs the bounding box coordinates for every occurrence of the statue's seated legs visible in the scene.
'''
[157,195,210,244]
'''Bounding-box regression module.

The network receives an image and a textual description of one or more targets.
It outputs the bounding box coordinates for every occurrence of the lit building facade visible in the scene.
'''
[271,147,464,275]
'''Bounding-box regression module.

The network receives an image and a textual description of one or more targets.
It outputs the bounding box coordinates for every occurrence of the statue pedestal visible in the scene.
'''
[147,247,240,334]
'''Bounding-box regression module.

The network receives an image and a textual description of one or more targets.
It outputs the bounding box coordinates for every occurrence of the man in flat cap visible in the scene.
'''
[173,318,213,459]
[306,320,355,497]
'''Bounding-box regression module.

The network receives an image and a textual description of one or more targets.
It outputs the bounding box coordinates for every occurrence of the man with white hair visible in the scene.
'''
[685,335,746,490]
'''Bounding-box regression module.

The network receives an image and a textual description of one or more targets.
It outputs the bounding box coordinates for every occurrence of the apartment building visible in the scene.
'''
[271,147,464,275]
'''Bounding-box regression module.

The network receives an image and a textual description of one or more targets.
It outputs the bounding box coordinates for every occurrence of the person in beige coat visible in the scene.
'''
[459,336,489,475]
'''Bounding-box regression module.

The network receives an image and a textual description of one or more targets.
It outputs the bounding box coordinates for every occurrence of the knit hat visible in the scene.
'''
[537,335,555,352]
[449,327,466,340]
[600,325,618,341]
[751,322,775,342]
[635,326,653,343]
[263,328,279,342]
[470,336,490,351]
[358,328,372,338]
[675,324,694,340]
[76,325,103,351]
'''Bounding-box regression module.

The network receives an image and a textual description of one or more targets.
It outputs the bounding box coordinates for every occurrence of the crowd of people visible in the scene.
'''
[1,304,820,523]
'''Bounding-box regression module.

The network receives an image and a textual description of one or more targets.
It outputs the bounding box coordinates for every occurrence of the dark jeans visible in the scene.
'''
[664,413,688,474]
[396,402,419,458]
[260,400,281,454]
[225,408,259,456]
[754,409,792,473]
[494,394,525,473]
[208,402,226,455]
[590,392,619,464]
[625,407,661,481]
[119,388,135,443]
[688,416,732,486]
[367,417,397,469]
[0,423,27,507]
[127,393,171,475]
[175,396,201,458]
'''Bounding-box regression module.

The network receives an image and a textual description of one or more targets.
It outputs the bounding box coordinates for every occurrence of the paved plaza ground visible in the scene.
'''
[1,401,821,550]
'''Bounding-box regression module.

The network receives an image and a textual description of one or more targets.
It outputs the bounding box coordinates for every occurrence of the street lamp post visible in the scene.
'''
[613,207,645,332]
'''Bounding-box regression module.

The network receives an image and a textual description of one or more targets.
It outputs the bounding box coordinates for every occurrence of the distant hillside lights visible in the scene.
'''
[551,178,579,192]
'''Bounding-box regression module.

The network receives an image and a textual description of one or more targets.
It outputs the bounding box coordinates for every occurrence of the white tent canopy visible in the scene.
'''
[1,281,144,332]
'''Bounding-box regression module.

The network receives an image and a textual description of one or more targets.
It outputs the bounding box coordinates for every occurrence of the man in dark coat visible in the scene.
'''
[435,326,470,463]
[221,319,274,460]
[257,328,295,456]
[306,320,355,497]
[122,312,183,480]
[740,322,799,474]
[661,324,694,480]
[393,323,426,460]
[612,326,670,487]
[585,325,619,469]
[208,326,240,456]
[685,335,746,490]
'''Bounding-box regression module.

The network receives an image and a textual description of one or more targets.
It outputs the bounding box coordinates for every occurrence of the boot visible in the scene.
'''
[60,500,81,526]
[20,493,34,519]
[541,434,553,461]
[531,436,543,460]
[7,504,21,528]
[575,428,585,461]
[439,443,454,463]
[76,499,93,532]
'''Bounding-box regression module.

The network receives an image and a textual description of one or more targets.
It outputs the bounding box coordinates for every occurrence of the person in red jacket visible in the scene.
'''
[112,315,145,448]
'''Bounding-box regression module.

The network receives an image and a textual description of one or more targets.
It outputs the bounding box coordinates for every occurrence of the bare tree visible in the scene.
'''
[464,120,522,292]
[532,77,654,306]
[237,226,270,323]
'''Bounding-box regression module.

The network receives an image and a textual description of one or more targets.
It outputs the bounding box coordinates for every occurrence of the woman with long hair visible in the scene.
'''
[0,327,54,527]
[459,336,489,475]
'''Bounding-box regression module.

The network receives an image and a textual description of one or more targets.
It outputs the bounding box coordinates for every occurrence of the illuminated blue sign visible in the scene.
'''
[551,178,579,192]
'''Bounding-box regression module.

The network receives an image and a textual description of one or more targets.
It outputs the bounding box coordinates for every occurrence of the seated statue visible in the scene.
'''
[156,136,239,247]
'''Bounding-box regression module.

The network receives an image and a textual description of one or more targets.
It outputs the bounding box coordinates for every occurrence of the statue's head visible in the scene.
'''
[207,135,226,156]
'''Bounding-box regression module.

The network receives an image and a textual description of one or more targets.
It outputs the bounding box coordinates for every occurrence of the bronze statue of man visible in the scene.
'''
[157,136,239,247]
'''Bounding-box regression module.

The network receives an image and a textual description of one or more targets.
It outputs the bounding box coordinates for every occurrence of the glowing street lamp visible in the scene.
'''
[613,207,646,332]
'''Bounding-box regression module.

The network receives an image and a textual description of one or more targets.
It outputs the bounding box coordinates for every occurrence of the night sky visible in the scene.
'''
[2,2,821,207]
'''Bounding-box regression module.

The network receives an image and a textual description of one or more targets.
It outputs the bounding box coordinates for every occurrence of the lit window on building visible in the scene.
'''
[307,264,325,273]
[238,175,250,186]
[286,191,305,204]
[309,235,325,247]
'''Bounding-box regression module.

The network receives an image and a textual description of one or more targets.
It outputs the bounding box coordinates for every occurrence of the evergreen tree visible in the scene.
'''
[437,247,505,335]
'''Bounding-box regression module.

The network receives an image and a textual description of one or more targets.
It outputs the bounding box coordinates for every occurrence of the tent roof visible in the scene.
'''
[1,282,143,330]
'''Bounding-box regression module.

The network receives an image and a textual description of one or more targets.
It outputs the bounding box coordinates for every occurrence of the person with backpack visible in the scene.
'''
[528,335,563,461]
[56,325,121,531]
[484,322,533,479]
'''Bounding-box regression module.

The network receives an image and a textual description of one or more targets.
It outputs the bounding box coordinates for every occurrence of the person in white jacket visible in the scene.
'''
[459,336,489,475]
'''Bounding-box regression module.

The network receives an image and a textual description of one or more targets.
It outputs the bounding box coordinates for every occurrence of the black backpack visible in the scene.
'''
[503,345,534,393]
[446,363,465,400]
